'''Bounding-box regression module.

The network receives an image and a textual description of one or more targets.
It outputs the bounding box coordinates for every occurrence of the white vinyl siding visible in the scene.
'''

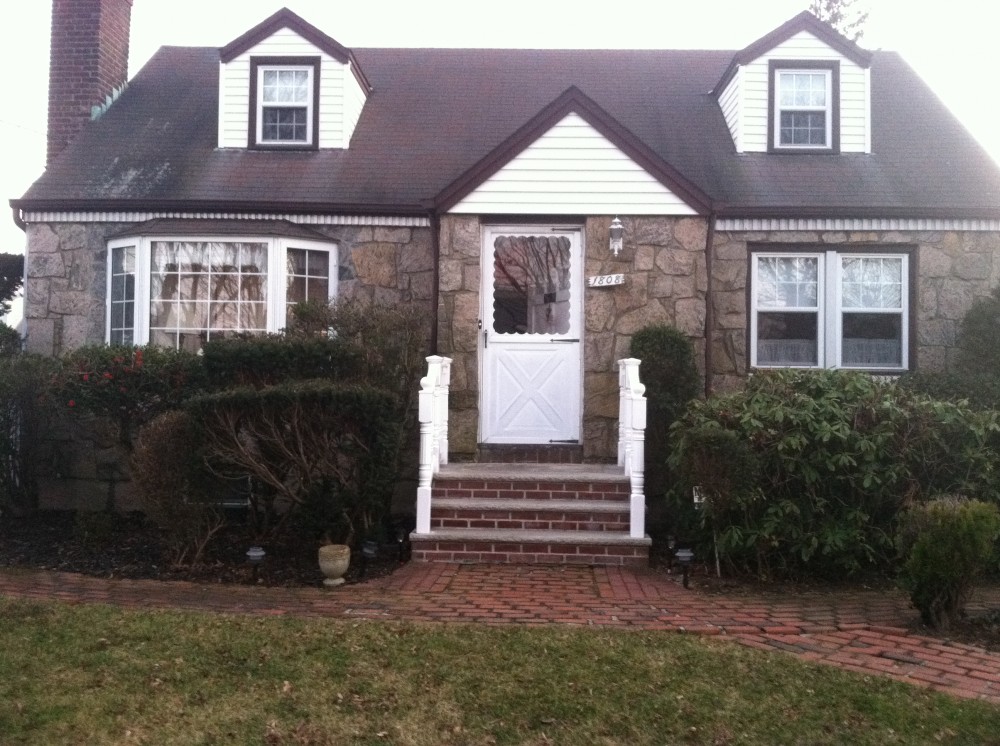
[449,113,698,215]
[718,67,743,152]
[723,31,869,153]
[217,27,365,149]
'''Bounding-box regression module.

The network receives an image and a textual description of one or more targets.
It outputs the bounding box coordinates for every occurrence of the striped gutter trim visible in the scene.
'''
[716,217,1000,232]
[21,211,431,227]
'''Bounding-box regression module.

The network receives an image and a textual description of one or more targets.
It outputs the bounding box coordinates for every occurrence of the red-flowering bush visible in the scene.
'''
[56,345,206,447]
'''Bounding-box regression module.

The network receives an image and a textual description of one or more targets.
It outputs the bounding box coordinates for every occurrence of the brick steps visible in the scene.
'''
[411,463,650,566]
[431,498,629,532]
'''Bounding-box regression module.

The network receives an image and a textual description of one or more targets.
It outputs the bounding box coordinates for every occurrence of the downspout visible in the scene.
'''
[429,210,441,354]
[703,211,716,399]
[11,206,25,232]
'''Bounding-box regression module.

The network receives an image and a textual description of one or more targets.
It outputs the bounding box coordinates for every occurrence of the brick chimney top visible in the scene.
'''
[47,0,133,166]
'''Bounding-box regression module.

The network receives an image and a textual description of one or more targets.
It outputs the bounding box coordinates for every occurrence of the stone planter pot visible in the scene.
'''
[318,544,351,587]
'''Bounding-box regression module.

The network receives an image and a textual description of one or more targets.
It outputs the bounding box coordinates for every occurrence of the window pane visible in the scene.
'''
[307,278,328,301]
[262,107,308,142]
[492,234,572,335]
[757,311,818,365]
[148,240,269,349]
[841,257,903,309]
[842,313,902,367]
[757,256,817,308]
[287,276,306,304]
[780,112,826,145]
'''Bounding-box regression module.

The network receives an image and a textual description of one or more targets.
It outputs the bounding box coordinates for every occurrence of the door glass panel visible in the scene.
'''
[492,234,572,335]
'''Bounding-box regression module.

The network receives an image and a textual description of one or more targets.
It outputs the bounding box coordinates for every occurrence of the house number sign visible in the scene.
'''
[587,274,625,287]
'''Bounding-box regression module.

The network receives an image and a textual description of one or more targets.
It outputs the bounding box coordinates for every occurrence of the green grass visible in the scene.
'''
[0,598,997,745]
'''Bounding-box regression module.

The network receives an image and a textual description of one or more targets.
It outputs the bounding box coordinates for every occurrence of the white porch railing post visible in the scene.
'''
[618,358,647,539]
[416,355,451,535]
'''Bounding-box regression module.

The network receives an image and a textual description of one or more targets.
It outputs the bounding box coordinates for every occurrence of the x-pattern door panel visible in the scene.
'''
[481,227,582,444]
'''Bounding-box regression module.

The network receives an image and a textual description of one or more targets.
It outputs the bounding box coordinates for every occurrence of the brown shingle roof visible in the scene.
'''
[14,41,1000,218]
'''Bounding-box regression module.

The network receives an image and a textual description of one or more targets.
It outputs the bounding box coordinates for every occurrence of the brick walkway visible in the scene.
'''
[1,563,998,704]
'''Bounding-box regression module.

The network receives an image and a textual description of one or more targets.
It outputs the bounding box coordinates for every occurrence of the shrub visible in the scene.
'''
[56,345,206,447]
[132,410,224,566]
[897,496,1000,629]
[899,370,1000,412]
[0,355,57,516]
[187,381,399,544]
[200,334,362,389]
[669,370,1000,579]
[629,325,700,497]
[956,286,1000,375]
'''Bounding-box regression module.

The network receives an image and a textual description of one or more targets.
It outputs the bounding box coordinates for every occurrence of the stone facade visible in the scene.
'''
[437,215,708,462]
[709,228,1000,392]
[24,219,434,508]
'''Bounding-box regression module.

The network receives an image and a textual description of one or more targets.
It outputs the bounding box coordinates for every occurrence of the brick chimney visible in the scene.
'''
[47,0,133,166]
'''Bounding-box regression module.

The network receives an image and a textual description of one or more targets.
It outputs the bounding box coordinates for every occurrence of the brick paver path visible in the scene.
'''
[1,563,998,704]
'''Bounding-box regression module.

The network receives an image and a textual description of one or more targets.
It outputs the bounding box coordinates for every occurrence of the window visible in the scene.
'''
[769,61,839,152]
[107,236,337,351]
[250,57,319,148]
[751,250,909,371]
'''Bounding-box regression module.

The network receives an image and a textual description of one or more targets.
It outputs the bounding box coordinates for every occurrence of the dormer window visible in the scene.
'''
[769,61,839,153]
[249,57,320,149]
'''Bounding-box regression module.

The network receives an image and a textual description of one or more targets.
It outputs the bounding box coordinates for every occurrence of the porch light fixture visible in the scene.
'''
[609,217,624,257]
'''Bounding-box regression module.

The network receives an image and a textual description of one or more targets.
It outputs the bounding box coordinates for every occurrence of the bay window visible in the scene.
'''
[751,249,909,371]
[107,234,337,351]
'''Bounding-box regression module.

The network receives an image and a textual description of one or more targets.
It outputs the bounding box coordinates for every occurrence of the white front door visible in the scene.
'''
[480,226,583,444]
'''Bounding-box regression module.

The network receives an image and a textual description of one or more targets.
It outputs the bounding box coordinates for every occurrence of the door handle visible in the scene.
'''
[550,339,580,343]
[484,330,488,348]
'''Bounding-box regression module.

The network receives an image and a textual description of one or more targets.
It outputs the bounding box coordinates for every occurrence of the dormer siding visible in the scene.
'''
[217,28,360,149]
[721,30,870,154]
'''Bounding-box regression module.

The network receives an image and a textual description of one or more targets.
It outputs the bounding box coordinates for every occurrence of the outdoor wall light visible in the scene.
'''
[675,547,694,589]
[609,216,624,257]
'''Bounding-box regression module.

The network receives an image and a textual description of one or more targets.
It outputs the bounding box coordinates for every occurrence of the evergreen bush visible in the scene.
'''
[897,496,1000,629]
[669,370,1000,579]
[628,325,700,497]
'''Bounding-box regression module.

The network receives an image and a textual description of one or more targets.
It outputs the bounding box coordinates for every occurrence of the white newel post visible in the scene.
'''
[618,358,647,539]
[416,355,451,534]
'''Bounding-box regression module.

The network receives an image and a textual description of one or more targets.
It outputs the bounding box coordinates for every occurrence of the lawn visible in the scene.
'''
[0,598,997,745]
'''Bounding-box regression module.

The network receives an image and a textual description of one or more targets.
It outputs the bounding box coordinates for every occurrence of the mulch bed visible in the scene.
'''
[0,510,405,587]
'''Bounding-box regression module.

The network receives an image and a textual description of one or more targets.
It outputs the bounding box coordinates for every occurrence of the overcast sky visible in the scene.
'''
[3,0,1000,263]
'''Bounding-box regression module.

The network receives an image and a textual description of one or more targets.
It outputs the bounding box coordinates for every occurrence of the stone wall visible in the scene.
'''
[710,229,1000,392]
[23,219,434,508]
[437,214,707,461]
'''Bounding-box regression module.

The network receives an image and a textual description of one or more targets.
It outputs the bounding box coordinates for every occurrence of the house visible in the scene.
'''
[12,1,1000,563]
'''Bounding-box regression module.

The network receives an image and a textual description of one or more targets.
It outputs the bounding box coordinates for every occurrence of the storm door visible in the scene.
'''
[480,227,583,444]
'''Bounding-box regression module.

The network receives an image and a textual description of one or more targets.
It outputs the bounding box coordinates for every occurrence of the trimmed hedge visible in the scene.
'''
[200,335,362,389]
[186,381,400,543]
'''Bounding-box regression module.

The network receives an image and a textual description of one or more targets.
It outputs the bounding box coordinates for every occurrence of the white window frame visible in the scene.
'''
[773,68,833,150]
[255,64,315,147]
[105,235,337,347]
[750,250,909,371]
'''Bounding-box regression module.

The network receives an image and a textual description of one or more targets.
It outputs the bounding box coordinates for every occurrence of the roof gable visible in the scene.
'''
[714,11,871,95]
[434,86,712,215]
[221,8,351,64]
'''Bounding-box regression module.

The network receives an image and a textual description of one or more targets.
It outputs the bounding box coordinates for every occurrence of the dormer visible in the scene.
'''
[217,8,371,150]
[714,11,872,154]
